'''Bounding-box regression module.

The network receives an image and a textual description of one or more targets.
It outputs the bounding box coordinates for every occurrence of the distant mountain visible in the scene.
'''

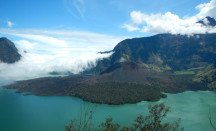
[91,17,216,74]
[197,16,216,26]
[0,37,21,63]
[92,33,216,74]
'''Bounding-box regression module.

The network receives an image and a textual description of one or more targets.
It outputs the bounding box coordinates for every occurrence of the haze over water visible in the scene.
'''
[0,86,216,131]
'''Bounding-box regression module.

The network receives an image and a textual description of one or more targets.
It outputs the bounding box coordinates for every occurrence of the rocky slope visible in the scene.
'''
[0,37,21,63]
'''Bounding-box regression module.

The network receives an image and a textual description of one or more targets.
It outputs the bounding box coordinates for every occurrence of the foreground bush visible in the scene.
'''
[65,103,184,131]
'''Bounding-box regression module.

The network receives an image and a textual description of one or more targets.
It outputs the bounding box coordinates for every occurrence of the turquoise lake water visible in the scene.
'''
[0,86,216,131]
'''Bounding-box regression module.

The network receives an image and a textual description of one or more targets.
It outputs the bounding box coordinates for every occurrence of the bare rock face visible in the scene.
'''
[0,37,21,63]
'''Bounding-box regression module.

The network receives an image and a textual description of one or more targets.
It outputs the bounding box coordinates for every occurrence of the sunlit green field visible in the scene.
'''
[174,71,195,75]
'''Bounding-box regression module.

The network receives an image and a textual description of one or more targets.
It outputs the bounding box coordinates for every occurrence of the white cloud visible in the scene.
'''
[0,29,128,85]
[203,17,210,25]
[6,20,15,27]
[63,0,86,20]
[122,24,140,32]
[0,51,112,86]
[123,0,216,35]
[14,40,38,52]
[130,11,147,25]
[195,0,216,19]
[12,34,68,48]
[73,0,85,20]
[63,0,77,17]
[0,29,127,54]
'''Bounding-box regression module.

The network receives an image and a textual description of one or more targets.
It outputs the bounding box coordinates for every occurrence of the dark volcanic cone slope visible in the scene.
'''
[99,61,158,84]
[100,61,141,75]
[96,62,210,93]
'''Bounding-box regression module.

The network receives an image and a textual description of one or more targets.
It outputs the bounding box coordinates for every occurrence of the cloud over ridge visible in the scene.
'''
[123,0,216,35]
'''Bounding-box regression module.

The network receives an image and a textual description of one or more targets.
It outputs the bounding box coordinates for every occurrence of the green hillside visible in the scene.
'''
[193,64,216,89]
[89,33,216,74]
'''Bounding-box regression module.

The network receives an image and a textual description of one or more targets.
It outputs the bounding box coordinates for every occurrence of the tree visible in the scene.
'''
[100,117,121,131]
[65,103,184,131]
[121,103,184,131]
[65,104,97,131]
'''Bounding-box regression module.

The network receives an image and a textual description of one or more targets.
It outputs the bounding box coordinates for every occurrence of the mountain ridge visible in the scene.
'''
[91,33,216,74]
[0,37,21,63]
[197,16,216,26]
[93,17,216,75]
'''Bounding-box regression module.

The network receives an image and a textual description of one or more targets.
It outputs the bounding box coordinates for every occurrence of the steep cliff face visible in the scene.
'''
[0,37,21,63]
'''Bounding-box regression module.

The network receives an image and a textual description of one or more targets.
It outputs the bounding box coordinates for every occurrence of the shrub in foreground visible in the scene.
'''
[65,103,184,131]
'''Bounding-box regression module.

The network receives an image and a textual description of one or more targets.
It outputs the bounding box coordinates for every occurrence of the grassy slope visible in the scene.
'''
[193,65,216,89]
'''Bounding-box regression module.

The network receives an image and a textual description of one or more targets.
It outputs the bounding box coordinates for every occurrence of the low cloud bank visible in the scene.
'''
[123,0,216,35]
[0,51,112,86]
[0,29,126,86]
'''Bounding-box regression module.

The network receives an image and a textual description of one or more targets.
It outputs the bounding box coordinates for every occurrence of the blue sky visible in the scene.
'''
[0,0,216,83]
[0,0,214,37]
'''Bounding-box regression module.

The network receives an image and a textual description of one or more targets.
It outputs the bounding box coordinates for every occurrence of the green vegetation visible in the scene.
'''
[65,103,184,131]
[70,82,167,105]
[174,71,195,75]
[87,33,216,74]
[193,64,216,89]
[187,66,204,71]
